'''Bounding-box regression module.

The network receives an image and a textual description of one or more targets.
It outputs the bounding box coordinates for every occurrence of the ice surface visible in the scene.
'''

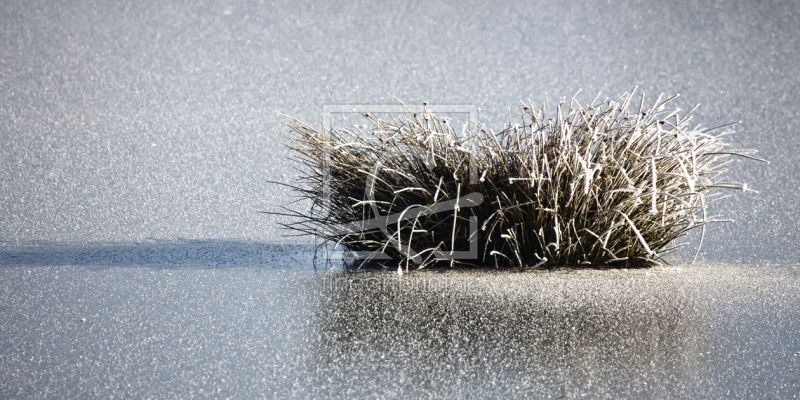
[0,253,798,398]
[1,0,798,259]
[1,0,799,397]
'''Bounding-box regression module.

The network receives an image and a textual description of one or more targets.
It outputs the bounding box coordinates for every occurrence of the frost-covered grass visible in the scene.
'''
[275,90,765,269]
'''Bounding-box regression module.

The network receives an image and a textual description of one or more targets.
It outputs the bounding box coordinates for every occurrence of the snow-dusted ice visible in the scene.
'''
[1,0,800,397]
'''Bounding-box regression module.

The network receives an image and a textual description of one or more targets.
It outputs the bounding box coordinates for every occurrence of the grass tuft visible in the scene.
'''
[274,91,765,269]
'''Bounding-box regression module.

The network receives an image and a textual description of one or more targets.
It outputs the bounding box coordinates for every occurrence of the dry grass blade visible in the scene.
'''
[277,91,764,269]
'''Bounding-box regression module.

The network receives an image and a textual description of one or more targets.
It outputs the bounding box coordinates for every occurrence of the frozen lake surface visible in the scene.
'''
[3,0,800,397]
[1,242,798,398]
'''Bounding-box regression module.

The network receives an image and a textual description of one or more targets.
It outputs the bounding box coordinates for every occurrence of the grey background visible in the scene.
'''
[2,0,798,261]
[2,1,800,398]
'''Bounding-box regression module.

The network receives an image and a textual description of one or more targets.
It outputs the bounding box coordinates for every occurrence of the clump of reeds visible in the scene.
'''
[275,90,765,269]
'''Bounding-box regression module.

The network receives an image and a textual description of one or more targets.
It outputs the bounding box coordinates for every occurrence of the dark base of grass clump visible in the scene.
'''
[275,90,765,270]
[337,256,655,273]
